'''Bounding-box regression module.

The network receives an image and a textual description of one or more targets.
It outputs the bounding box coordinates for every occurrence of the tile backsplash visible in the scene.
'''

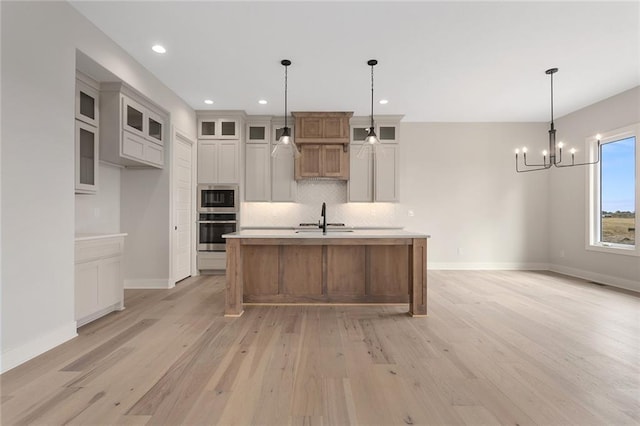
[241,180,403,227]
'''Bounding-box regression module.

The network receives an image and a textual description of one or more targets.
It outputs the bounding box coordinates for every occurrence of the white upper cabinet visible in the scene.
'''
[100,82,169,169]
[246,121,270,144]
[198,140,239,184]
[75,120,99,194]
[245,120,271,201]
[196,112,244,184]
[348,116,402,202]
[75,73,99,194]
[75,73,99,127]
[198,118,239,139]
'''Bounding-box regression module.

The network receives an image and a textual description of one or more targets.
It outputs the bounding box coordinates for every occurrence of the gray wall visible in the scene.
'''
[550,87,640,290]
[1,1,196,372]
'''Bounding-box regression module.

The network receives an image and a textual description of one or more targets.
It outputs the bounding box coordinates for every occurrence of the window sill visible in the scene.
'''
[586,243,638,257]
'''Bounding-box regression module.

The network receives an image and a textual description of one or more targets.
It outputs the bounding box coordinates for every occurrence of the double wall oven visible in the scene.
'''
[197,184,238,251]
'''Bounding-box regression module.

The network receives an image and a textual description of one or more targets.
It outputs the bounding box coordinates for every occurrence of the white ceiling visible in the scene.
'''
[70,1,639,122]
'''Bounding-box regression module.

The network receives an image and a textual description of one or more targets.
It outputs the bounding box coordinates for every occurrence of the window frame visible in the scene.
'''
[586,123,639,256]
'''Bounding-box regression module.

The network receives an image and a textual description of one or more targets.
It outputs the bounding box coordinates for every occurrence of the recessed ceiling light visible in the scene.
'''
[204,99,214,105]
[379,99,389,105]
[151,44,166,54]
[258,99,268,105]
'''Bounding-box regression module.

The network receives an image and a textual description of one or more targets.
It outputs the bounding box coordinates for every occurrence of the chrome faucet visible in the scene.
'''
[320,202,327,234]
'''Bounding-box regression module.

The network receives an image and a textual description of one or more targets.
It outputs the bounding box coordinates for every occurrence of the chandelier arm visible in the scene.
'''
[555,141,601,168]
[516,163,553,173]
[523,155,548,167]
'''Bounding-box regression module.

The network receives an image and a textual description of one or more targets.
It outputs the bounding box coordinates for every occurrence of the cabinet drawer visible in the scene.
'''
[197,253,226,270]
[76,239,124,263]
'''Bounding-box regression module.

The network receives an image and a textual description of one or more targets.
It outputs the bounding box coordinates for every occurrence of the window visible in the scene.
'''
[588,124,639,255]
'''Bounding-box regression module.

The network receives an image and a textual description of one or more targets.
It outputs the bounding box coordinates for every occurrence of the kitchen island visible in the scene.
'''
[223,229,429,317]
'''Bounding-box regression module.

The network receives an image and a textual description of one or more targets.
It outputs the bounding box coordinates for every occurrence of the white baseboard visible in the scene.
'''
[1,322,77,374]
[124,278,172,289]
[429,262,550,270]
[549,264,640,293]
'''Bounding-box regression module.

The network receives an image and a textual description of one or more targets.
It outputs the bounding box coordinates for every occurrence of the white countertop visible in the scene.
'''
[75,233,128,242]
[224,229,429,239]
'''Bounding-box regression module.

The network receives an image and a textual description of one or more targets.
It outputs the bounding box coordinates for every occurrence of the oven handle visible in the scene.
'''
[197,220,237,224]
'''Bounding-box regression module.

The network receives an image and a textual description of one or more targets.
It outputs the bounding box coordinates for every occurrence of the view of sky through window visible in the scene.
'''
[601,136,635,213]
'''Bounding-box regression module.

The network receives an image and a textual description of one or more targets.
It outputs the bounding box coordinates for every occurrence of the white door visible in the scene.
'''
[174,133,194,282]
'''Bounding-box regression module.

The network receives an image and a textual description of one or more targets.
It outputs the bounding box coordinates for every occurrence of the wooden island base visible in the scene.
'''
[225,236,427,317]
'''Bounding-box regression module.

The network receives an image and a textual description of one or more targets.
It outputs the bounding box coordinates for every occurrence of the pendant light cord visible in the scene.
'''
[284,64,288,128]
[370,64,375,130]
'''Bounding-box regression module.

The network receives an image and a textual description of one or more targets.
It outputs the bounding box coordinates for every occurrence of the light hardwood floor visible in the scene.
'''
[1,271,638,425]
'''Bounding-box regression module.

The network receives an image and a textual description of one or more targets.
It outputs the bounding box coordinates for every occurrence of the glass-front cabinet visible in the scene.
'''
[75,73,100,194]
[198,118,239,139]
[75,74,99,127]
[75,120,98,194]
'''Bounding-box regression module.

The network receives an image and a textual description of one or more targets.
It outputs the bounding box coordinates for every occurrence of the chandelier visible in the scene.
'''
[515,68,601,173]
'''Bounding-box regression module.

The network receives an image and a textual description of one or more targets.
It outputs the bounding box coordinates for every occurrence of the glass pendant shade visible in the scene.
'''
[271,59,299,158]
[271,126,300,157]
[357,127,382,158]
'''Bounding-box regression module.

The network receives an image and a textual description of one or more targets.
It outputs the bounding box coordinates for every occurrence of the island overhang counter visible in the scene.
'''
[223,229,429,317]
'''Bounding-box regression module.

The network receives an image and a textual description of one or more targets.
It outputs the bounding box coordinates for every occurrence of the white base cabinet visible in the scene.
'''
[75,234,126,328]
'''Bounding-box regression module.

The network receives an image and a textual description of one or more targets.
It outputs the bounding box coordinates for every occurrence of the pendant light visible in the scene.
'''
[271,59,299,157]
[357,59,382,158]
[515,68,601,173]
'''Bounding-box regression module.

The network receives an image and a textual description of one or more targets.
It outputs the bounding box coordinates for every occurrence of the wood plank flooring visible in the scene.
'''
[1,271,638,425]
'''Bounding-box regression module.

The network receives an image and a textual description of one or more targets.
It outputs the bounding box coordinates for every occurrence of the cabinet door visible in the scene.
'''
[375,144,399,201]
[245,144,270,201]
[272,127,297,201]
[298,117,323,139]
[98,256,123,309]
[75,79,99,127]
[377,124,398,144]
[349,145,373,202]
[322,145,348,179]
[144,140,164,167]
[246,123,270,144]
[296,145,322,178]
[218,141,239,183]
[198,119,217,139]
[75,260,100,320]
[75,120,98,194]
[198,141,218,183]
[218,119,239,139]
[122,96,146,137]
[147,110,164,146]
[323,117,349,139]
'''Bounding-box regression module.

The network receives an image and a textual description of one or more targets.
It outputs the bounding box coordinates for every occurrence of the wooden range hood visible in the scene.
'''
[293,111,353,181]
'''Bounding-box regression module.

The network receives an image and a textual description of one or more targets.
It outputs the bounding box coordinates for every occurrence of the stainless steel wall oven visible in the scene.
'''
[197,212,237,251]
